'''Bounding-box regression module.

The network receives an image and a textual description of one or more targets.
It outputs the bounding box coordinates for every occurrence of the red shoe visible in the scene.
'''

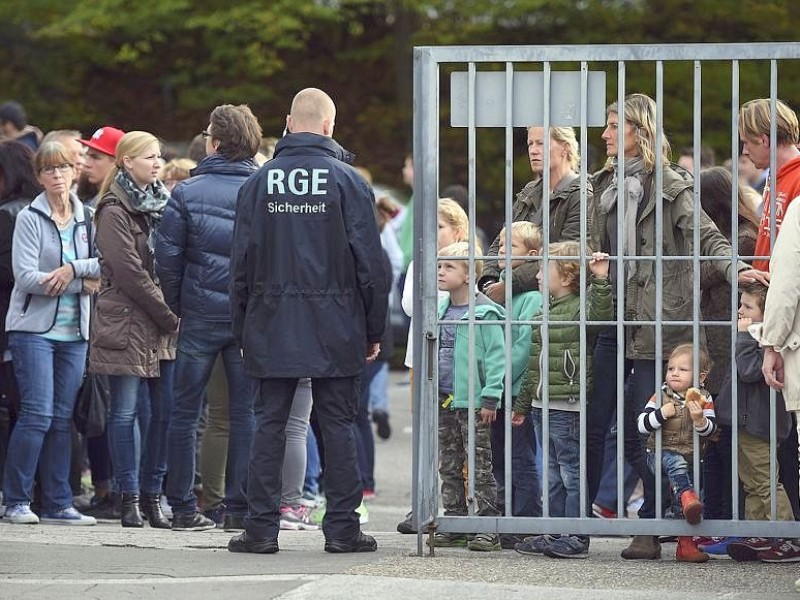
[591,503,617,519]
[757,539,800,563]
[676,536,709,563]
[362,489,376,501]
[680,489,703,525]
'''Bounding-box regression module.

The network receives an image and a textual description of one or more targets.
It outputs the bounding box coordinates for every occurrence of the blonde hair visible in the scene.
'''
[99,131,160,196]
[438,197,468,241]
[34,141,73,173]
[606,93,671,171]
[551,127,580,172]
[546,241,582,294]
[159,158,196,184]
[738,99,799,146]
[499,221,542,253]
[669,343,712,376]
[439,241,484,280]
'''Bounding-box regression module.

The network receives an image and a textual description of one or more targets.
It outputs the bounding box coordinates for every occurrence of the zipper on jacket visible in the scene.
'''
[20,294,32,316]
[563,349,577,386]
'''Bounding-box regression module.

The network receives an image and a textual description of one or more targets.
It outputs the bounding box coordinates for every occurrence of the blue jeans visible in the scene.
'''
[3,333,86,509]
[304,425,321,496]
[166,318,256,516]
[646,449,694,517]
[491,410,542,517]
[531,407,580,518]
[353,360,380,491]
[107,360,174,495]
[368,362,389,414]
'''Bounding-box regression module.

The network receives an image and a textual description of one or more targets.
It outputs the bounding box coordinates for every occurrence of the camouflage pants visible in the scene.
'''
[438,409,499,516]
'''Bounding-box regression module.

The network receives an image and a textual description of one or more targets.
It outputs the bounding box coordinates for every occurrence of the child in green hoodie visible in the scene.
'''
[431,241,505,552]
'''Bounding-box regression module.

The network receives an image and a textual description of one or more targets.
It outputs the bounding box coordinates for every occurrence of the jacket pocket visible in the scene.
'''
[93,304,132,350]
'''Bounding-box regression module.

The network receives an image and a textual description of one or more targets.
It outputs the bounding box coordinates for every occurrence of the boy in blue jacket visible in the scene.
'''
[490,222,543,546]
[432,241,505,552]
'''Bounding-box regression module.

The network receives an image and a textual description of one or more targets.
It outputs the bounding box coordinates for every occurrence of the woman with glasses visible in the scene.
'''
[89,131,178,528]
[3,141,100,525]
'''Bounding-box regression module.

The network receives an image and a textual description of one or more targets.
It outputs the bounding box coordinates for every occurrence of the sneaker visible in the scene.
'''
[280,505,319,531]
[324,531,377,553]
[310,502,326,526]
[362,489,376,501]
[4,503,39,524]
[39,507,96,526]
[515,534,557,555]
[758,539,800,563]
[543,535,590,559]
[727,537,775,562]
[591,503,617,519]
[699,536,742,555]
[428,532,468,547]
[372,409,391,440]
[202,506,225,528]
[467,532,501,552]
[172,511,216,532]
[223,514,245,531]
[500,533,527,550]
[300,492,325,508]
[356,500,369,525]
[83,494,122,520]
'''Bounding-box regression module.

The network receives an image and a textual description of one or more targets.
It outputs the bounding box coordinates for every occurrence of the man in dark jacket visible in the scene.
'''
[156,104,262,532]
[228,88,388,554]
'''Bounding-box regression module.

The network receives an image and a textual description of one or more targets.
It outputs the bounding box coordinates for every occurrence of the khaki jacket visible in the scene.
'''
[89,181,177,378]
[756,197,800,412]
[590,165,747,360]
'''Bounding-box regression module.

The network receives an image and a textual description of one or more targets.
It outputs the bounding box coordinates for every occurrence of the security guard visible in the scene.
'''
[228,88,388,554]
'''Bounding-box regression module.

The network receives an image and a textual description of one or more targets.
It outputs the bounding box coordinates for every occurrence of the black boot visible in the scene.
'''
[121,493,144,528]
[140,494,171,529]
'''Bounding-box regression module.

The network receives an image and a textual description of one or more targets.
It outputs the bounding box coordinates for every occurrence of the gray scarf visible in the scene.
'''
[599,157,648,279]
[115,169,170,255]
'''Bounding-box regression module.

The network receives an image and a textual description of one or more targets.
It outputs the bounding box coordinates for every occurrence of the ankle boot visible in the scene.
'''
[121,493,144,528]
[140,494,171,529]
[620,535,661,560]
[680,489,703,525]
[676,536,709,562]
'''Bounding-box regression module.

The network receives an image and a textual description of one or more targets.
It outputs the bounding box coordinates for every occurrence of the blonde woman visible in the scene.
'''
[159,158,196,193]
[480,126,590,303]
[89,131,178,528]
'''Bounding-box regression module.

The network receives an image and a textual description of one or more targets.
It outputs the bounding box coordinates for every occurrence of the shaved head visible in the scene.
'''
[287,88,336,137]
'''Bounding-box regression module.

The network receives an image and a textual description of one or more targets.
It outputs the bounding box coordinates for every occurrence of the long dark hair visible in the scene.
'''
[700,166,759,239]
[0,140,41,204]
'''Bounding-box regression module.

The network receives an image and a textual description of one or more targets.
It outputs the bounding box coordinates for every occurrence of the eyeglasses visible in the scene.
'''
[201,130,212,139]
[40,164,73,175]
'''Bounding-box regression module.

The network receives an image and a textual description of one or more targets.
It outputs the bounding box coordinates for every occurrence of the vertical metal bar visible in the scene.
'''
[768,60,778,521]
[540,60,552,519]
[730,59,741,521]
[578,60,589,519]
[503,61,514,520]
[691,60,702,487]
[654,60,665,523]
[615,61,626,520]
[411,47,440,554]
[466,61,477,517]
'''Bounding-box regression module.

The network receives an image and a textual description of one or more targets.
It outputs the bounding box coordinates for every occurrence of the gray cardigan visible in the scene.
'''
[714,331,792,442]
[4,192,99,340]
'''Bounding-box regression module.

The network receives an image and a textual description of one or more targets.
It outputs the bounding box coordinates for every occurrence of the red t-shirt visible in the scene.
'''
[753,156,800,271]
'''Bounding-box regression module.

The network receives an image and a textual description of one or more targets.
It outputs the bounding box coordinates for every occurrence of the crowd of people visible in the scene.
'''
[0,90,799,563]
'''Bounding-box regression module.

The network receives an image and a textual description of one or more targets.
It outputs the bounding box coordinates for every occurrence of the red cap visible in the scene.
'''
[78,127,125,157]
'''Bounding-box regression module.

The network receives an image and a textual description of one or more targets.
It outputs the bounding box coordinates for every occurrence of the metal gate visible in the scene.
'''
[411,43,800,556]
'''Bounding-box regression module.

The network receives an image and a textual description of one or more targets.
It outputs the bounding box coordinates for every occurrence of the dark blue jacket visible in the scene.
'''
[230,133,388,378]
[156,154,259,321]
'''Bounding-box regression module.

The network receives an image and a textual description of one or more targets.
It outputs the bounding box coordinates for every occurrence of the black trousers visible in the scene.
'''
[245,376,362,540]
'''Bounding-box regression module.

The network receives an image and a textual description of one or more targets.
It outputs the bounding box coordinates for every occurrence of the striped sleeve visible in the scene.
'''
[695,397,717,437]
[637,394,666,434]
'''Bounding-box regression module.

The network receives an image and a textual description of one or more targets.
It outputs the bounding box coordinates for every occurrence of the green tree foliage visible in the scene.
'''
[0,0,796,231]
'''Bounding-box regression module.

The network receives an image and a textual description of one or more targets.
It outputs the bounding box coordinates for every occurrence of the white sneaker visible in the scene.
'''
[4,503,39,524]
[39,506,96,526]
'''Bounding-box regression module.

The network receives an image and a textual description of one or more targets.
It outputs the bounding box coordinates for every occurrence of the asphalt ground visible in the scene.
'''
[1,371,799,599]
